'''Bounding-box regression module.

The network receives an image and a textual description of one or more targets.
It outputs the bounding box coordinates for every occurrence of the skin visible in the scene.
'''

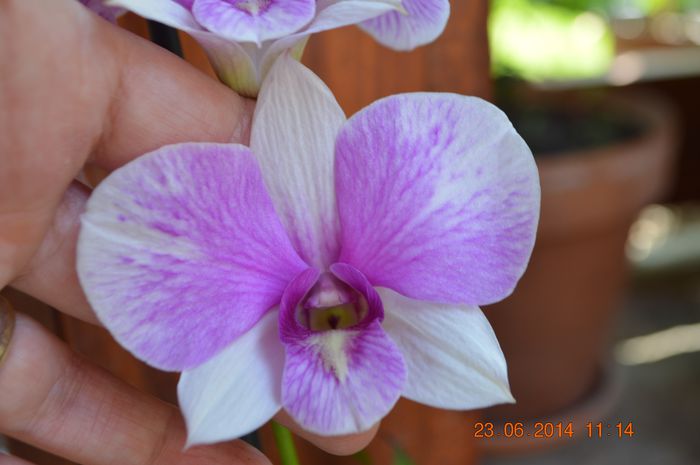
[0,0,378,463]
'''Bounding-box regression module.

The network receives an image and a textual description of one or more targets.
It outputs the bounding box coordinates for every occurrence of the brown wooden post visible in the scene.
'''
[302,0,492,115]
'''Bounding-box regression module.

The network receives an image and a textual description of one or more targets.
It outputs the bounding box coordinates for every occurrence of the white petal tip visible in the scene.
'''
[491,386,517,405]
[182,429,235,449]
[182,424,226,449]
[183,434,205,451]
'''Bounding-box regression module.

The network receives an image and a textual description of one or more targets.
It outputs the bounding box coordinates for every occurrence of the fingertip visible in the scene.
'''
[0,453,36,465]
[183,439,273,465]
[313,425,379,456]
[273,411,379,456]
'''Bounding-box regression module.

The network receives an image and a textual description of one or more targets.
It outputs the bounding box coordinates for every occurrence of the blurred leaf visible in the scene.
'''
[392,444,416,465]
[352,450,373,465]
[490,0,614,81]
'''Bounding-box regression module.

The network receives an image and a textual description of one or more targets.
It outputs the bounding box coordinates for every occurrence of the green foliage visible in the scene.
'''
[525,0,700,15]
[391,447,416,465]
[351,450,373,465]
[490,0,615,81]
[350,443,417,465]
[272,422,301,465]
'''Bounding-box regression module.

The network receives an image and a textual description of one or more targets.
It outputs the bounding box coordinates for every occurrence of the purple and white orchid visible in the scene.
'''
[106,0,450,96]
[79,0,126,23]
[77,55,540,445]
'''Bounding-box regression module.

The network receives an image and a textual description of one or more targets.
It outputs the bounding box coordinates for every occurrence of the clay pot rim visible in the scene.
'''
[534,89,677,168]
[532,88,678,240]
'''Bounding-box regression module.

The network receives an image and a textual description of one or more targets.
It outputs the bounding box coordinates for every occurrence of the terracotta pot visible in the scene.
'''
[481,90,677,430]
[261,400,478,465]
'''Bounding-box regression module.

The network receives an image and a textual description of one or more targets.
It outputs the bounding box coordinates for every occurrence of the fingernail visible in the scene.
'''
[0,296,15,367]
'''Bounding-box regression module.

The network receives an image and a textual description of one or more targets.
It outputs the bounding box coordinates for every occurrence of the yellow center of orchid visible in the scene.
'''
[308,303,360,331]
[299,273,369,332]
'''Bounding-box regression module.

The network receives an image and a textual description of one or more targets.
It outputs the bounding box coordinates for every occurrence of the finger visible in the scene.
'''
[11,183,98,324]
[274,410,379,456]
[0,454,35,465]
[1,0,253,288]
[0,303,270,465]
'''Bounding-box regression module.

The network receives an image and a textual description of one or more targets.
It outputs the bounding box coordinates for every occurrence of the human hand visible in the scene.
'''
[0,1,376,463]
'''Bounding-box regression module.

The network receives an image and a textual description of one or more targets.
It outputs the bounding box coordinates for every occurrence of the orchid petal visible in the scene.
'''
[109,0,260,96]
[259,0,402,80]
[282,321,406,435]
[79,0,126,22]
[173,0,194,8]
[191,0,315,44]
[379,288,514,409]
[179,311,285,446]
[359,0,450,51]
[277,266,402,435]
[330,262,383,324]
[335,94,540,306]
[251,55,345,268]
[278,268,322,341]
[77,143,307,371]
[309,0,404,34]
[108,0,201,31]
[188,30,260,97]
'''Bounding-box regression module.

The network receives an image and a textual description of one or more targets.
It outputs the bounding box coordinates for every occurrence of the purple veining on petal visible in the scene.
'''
[359,0,449,51]
[174,0,195,9]
[279,268,321,341]
[278,265,401,434]
[329,262,383,324]
[192,0,315,43]
[282,320,406,435]
[77,143,308,371]
[78,0,126,22]
[334,93,540,306]
[257,0,402,83]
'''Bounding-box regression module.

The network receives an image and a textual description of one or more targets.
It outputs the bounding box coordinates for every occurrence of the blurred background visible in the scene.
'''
[2,0,699,463]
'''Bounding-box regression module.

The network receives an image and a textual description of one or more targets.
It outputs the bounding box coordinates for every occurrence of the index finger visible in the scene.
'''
[2,0,252,311]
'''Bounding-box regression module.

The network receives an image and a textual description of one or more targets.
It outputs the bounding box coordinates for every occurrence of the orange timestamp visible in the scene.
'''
[474,421,635,439]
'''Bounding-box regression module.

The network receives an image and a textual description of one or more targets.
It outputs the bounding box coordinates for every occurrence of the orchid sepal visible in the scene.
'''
[189,31,261,97]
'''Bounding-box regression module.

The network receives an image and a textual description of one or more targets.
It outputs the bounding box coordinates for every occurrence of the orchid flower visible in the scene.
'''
[107,0,450,96]
[79,0,126,23]
[77,55,540,445]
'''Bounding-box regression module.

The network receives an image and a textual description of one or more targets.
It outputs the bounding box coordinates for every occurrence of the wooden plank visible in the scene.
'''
[302,0,492,114]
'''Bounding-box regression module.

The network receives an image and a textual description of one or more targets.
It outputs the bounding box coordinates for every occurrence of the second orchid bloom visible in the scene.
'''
[109,0,451,95]
[77,55,540,445]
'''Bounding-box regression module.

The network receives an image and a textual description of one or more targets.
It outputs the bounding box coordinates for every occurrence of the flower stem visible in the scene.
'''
[272,422,301,465]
